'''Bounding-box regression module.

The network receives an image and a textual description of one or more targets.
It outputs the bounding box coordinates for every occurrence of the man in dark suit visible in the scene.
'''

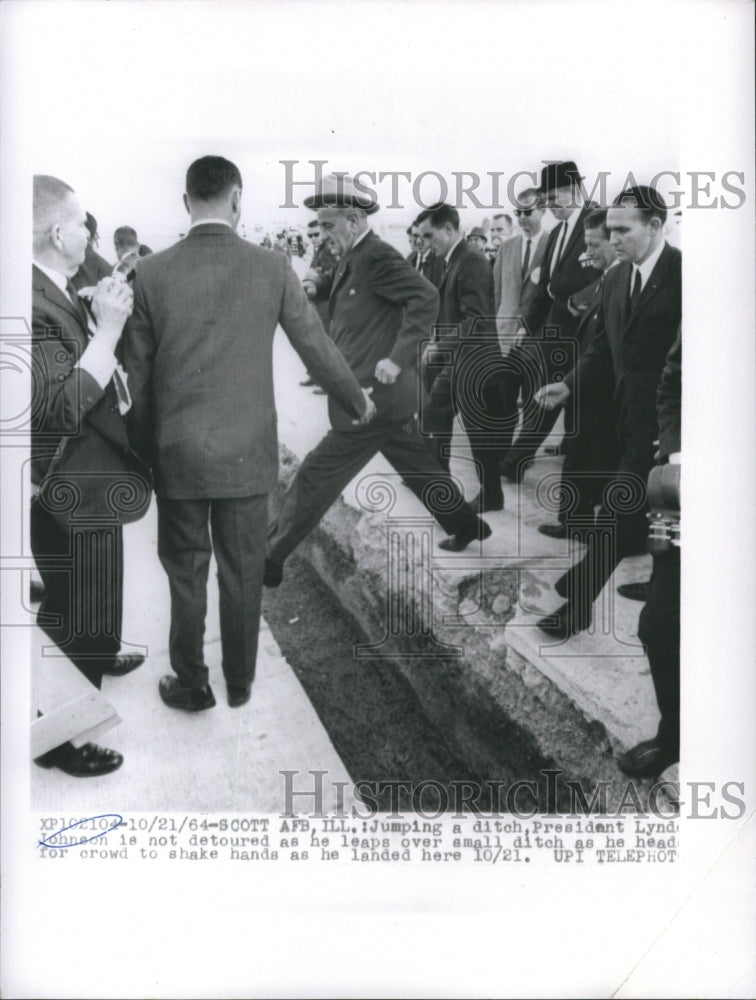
[31,175,151,776]
[125,157,374,713]
[535,185,681,639]
[300,218,340,391]
[406,219,445,288]
[537,209,620,539]
[418,203,504,511]
[492,187,551,456]
[265,176,490,584]
[501,161,602,481]
[71,212,112,291]
[618,328,681,777]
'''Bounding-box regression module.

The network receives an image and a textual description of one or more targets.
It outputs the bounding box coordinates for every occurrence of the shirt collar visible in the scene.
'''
[34,260,71,298]
[187,218,234,233]
[350,228,371,251]
[632,240,666,288]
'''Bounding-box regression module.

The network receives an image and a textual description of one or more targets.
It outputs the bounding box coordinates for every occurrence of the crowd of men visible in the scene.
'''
[30,157,681,787]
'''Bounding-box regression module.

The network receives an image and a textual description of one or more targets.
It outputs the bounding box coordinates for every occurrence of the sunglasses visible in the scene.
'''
[514,208,537,217]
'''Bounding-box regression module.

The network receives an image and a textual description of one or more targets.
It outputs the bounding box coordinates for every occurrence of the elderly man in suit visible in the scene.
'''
[31,175,151,776]
[535,185,681,639]
[501,161,602,482]
[492,186,551,456]
[264,176,490,585]
[125,157,374,712]
[418,203,504,511]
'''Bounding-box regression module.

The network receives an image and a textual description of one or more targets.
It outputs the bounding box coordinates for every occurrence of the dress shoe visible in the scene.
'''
[617,581,650,602]
[299,377,316,387]
[617,739,678,778]
[438,520,492,552]
[263,558,284,587]
[536,602,590,640]
[30,579,46,603]
[227,684,252,708]
[538,523,590,543]
[35,741,123,777]
[158,675,216,712]
[100,653,145,677]
[472,493,504,513]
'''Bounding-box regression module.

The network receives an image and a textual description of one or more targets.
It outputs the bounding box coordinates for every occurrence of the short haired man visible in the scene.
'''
[535,185,681,640]
[407,220,444,288]
[491,186,551,456]
[417,202,504,511]
[500,161,602,482]
[537,208,620,539]
[125,157,374,712]
[490,213,513,247]
[264,176,491,584]
[31,175,151,776]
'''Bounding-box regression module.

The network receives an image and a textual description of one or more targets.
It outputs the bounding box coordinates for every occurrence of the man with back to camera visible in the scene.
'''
[124,156,375,712]
[535,185,681,640]
[264,174,491,587]
[31,175,151,776]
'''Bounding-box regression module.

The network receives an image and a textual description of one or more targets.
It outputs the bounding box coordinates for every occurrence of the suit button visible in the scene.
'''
[110,404,118,412]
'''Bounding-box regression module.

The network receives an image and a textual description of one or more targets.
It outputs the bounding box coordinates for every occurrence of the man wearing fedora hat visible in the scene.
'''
[467,227,488,252]
[264,174,491,586]
[500,160,602,482]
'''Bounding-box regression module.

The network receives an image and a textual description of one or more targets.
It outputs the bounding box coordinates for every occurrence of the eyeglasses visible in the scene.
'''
[514,208,536,217]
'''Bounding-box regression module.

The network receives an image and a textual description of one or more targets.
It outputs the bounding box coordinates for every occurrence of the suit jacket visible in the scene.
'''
[406,249,445,288]
[521,206,602,339]
[657,326,681,459]
[71,244,112,291]
[565,243,682,474]
[31,265,150,520]
[493,230,550,344]
[124,223,366,498]
[326,230,439,428]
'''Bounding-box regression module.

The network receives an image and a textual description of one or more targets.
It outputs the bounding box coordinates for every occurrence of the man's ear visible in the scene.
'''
[183,193,190,215]
[230,187,242,217]
[49,223,64,253]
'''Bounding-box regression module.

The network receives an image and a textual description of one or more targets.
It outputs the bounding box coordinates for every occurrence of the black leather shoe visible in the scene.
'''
[227,684,252,708]
[472,493,504,513]
[312,387,326,395]
[299,377,316,387]
[263,559,284,588]
[35,741,123,777]
[438,520,492,552]
[30,579,46,603]
[617,739,678,778]
[538,523,590,543]
[536,602,590,640]
[159,675,216,712]
[538,523,569,539]
[617,581,650,602]
[100,654,145,677]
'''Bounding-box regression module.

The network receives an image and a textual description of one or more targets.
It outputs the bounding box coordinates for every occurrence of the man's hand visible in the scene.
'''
[352,387,377,425]
[374,357,401,385]
[302,279,317,299]
[535,381,570,410]
[514,325,527,348]
[91,277,134,351]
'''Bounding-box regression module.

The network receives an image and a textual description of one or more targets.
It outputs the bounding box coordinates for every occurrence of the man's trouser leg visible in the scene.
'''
[157,497,213,689]
[503,337,562,469]
[458,366,506,507]
[267,424,388,566]
[638,547,680,757]
[30,499,122,689]
[380,417,484,537]
[209,495,268,691]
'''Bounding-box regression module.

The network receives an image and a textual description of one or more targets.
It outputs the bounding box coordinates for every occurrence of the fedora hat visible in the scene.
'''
[538,161,584,194]
[304,173,379,214]
[467,227,487,242]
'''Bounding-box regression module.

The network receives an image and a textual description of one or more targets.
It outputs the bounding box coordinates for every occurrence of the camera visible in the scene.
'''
[646,462,680,552]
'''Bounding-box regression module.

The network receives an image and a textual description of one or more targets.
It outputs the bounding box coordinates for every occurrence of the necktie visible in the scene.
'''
[629,268,642,312]
[417,253,424,271]
[66,280,89,327]
[550,222,568,276]
[521,239,532,279]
